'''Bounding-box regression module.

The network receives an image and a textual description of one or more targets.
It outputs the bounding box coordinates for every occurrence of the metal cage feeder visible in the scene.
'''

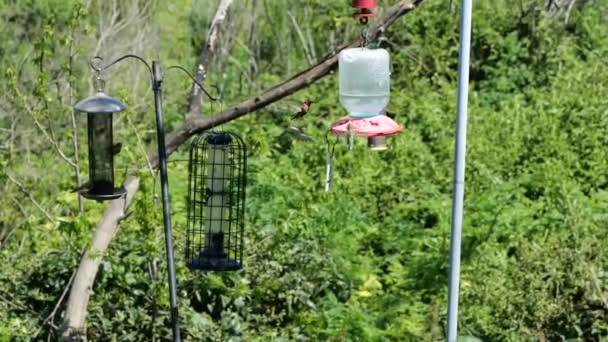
[74,92,127,200]
[186,131,246,271]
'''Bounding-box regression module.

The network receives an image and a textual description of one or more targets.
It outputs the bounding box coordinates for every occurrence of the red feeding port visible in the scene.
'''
[330,115,401,137]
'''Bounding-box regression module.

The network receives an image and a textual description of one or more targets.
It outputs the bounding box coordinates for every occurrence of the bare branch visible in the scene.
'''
[287,10,315,65]
[13,86,77,169]
[62,177,140,339]
[68,25,84,214]
[34,251,83,339]
[187,0,235,119]
[126,114,155,179]
[6,173,53,222]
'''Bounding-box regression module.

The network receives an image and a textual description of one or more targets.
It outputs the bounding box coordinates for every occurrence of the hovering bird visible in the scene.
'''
[280,126,313,142]
[291,99,313,120]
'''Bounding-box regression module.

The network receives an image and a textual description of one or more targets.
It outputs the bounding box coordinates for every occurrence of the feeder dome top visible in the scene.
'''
[330,114,401,137]
[205,132,233,145]
[74,92,126,114]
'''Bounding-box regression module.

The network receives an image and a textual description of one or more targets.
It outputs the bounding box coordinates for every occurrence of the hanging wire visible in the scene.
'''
[347,123,354,150]
[325,135,340,192]
[91,57,106,92]
[360,27,371,48]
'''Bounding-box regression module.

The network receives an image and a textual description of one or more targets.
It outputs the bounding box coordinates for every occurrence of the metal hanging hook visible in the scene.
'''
[90,56,104,73]
[90,56,106,92]
[87,55,220,102]
[166,65,221,102]
[89,54,155,86]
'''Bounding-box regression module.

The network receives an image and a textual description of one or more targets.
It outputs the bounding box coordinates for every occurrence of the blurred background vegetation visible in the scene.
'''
[1,0,608,340]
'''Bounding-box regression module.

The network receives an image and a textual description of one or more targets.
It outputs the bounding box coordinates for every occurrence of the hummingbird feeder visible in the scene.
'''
[74,92,127,200]
[186,131,246,271]
[330,47,401,150]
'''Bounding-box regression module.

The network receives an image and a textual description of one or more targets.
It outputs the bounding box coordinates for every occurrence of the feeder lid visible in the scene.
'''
[74,92,126,114]
[205,132,233,145]
[330,114,401,137]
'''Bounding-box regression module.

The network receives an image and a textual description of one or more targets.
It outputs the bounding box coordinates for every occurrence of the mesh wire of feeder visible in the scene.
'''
[186,131,246,271]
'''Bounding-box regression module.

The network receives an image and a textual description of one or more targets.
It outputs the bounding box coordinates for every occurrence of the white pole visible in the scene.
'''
[447,0,473,341]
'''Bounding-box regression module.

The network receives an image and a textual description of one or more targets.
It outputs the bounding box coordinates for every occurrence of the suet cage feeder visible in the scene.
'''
[186,131,246,271]
[74,92,127,200]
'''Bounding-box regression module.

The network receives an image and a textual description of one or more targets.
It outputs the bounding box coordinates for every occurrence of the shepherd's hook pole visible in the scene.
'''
[152,60,182,342]
[447,0,473,341]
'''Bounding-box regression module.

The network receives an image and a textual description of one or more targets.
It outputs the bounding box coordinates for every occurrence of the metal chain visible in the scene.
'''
[90,57,106,92]
[360,27,371,48]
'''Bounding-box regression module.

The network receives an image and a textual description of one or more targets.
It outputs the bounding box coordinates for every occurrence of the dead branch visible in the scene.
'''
[6,173,53,221]
[287,10,315,65]
[61,177,139,341]
[187,0,235,119]
[35,250,84,339]
[62,0,424,338]
[14,86,77,169]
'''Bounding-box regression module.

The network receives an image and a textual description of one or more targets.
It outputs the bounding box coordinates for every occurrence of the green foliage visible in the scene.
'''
[2,0,608,341]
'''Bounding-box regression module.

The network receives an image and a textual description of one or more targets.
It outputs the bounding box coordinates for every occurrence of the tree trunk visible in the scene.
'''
[62,177,139,341]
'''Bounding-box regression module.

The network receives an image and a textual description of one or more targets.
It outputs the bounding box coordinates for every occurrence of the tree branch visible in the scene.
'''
[187,0,235,120]
[6,173,53,221]
[62,177,139,340]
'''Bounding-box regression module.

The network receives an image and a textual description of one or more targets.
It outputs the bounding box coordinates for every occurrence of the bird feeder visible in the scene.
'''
[331,47,401,148]
[74,92,127,200]
[186,131,246,271]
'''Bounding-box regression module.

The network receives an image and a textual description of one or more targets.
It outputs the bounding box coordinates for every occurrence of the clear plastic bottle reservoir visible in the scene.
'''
[339,47,390,118]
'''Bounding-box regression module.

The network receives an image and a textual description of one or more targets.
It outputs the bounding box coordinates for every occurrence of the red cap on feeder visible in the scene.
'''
[352,0,377,24]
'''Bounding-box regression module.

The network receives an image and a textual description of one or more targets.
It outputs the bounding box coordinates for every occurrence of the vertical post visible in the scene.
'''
[152,61,182,342]
[447,0,473,341]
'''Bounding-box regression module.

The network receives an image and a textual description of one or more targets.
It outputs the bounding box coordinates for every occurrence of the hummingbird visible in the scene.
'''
[291,99,313,120]
[280,126,313,142]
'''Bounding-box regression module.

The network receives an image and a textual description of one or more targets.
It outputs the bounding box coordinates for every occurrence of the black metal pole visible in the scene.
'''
[152,60,181,342]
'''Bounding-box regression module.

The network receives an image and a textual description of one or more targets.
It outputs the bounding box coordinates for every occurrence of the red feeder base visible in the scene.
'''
[330,115,401,137]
